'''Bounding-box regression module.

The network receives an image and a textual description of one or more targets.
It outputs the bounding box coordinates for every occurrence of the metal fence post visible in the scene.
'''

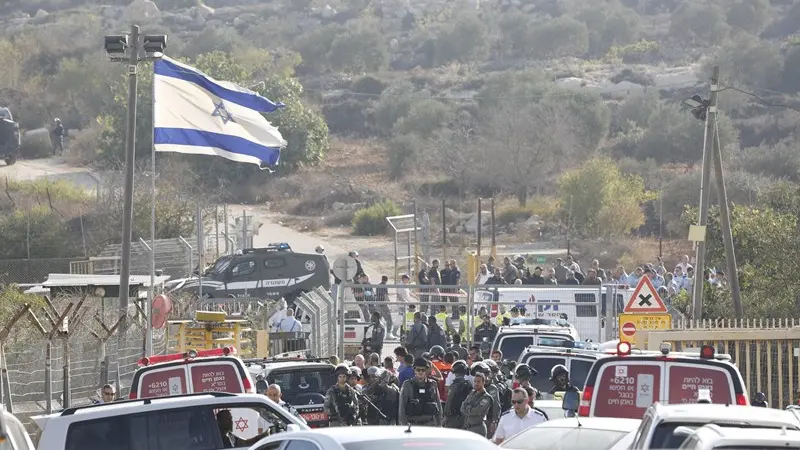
[338,283,346,359]
[45,342,52,414]
[63,338,71,408]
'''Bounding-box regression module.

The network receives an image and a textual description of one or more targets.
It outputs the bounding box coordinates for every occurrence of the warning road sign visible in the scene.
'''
[621,322,636,337]
[623,277,667,313]
[618,313,672,344]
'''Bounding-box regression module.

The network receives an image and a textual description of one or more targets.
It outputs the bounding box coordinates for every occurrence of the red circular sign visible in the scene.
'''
[151,294,172,329]
[622,322,637,337]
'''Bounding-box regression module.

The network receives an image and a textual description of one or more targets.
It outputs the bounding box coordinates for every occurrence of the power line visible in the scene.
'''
[719,85,800,114]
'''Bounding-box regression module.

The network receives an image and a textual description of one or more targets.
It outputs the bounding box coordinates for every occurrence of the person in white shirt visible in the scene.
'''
[492,387,547,444]
[275,308,302,332]
[268,299,288,331]
[475,264,490,285]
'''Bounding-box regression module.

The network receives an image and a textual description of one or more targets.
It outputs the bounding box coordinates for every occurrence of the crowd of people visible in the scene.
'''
[322,343,572,443]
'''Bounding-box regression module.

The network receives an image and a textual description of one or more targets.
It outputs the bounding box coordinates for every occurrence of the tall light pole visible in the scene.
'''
[104,26,167,350]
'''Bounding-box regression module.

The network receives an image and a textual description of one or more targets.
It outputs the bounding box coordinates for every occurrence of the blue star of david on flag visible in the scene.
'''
[211,101,235,124]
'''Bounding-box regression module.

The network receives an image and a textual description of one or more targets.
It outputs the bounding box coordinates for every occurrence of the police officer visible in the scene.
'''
[481,359,502,433]
[399,357,443,426]
[514,363,536,392]
[486,359,511,414]
[324,364,360,426]
[753,392,769,408]
[379,368,401,424]
[363,366,390,425]
[473,314,499,347]
[367,311,386,357]
[446,334,468,360]
[444,360,472,429]
[461,363,495,437]
[549,364,572,394]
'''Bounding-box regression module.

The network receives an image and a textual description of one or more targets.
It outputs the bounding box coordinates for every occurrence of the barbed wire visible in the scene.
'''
[719,85,800,114]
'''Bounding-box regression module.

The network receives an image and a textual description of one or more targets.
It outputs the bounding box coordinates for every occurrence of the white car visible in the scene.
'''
[247,425,500,450]
[34,392,308,450]
[678,424,800,450]
[499,417,641,450]
[0,407,34,450]
[630,403,800,449]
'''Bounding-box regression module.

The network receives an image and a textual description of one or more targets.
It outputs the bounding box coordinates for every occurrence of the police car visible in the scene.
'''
[517,345,603,394]
[34,392,308,450]
[244,358,336,429]
[678,424,800,450]
[489,322,581,362]
[629,402,800,449]
[578,342,750,419]
[169,243,331,304]
[246,424,499,450]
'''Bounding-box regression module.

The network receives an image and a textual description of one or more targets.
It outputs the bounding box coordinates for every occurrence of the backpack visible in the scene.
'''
[495,379,512,412]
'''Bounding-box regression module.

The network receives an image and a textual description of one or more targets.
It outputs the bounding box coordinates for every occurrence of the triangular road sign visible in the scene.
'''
[624,277,667,313]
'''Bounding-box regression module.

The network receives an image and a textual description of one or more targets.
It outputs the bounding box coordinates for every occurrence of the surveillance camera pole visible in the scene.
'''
[691,66,719,320]
[119,24,141,338]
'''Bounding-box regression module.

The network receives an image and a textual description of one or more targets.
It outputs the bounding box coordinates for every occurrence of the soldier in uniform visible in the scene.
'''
[379,367,401,424]
[481,360,502,435]
[363,366,390,425]
[324,364,360,426]
[399,357,443,426]
[445,334,468,361]
[513,363,537,393]
[444,360,472,429]
[460,363,495,437]
[549,364,571,394]
[486,359,512,414]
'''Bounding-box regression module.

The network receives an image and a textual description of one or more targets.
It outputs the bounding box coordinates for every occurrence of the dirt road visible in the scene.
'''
[1,157,102,192]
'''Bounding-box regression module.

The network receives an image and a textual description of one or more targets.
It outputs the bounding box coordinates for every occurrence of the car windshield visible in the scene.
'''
[343,439,498,450]
[206,256,233,276]
[528,357,566,393]
[537,337,574,348]
[499,336,532,362]
[501,427,629,450]
[268,367,334,405]
[652,423,800,450]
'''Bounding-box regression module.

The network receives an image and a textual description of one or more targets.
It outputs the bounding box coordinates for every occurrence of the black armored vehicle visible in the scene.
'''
[0,107,21,166]
[171,242,331,304]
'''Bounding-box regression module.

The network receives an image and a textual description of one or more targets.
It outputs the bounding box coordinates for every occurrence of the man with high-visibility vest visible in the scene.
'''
[495,305,511,326]
[434,306,449,330]
[430,345,452,402]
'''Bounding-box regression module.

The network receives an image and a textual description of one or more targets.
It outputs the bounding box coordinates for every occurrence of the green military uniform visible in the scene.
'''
[460,388,494,437]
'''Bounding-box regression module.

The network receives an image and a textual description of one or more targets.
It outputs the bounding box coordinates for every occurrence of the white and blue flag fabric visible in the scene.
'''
[152,56,286,168]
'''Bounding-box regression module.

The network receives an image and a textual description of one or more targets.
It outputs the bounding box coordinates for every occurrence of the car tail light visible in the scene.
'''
[579,386,593,416]
[617,342,631,356]
[736,393,748,406]
[243,377,254,393]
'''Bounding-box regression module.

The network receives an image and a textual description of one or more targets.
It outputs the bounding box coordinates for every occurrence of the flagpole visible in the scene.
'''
[147,63,156,357]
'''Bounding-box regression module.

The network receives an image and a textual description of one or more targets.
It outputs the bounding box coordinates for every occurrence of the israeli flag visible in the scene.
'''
[152,56,286,169]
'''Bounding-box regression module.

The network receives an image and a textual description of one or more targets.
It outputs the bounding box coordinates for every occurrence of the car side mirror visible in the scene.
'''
[255,380,268,393]
[562,389,580,412]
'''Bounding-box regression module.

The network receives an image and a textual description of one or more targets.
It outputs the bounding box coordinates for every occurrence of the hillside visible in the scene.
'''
[1,0,800,317]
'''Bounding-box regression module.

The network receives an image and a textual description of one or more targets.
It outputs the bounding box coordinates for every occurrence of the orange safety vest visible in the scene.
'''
[433,360,452,401]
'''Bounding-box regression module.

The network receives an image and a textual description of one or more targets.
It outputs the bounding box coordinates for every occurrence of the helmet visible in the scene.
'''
[366,366,383,379]
[349,366,362,378]
[315,245,325,254]
[471,362,490,379]
[550,364,569,381]
[334,364,350,377]
[413,357,430,370]
[484,359,499,372]
[515,363,536,381]
[429,345,445,358]
[452,360,468,375]
[421,352,431,360]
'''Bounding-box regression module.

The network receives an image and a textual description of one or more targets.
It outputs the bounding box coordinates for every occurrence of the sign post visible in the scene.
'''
[618,277,672,345]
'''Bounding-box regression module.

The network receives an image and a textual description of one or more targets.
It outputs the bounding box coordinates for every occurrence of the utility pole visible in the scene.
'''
[713,123,744,318]
[692,66,719,320]
[118,24,140,335]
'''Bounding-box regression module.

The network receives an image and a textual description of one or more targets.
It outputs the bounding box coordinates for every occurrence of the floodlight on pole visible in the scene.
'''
[103,25,167,358]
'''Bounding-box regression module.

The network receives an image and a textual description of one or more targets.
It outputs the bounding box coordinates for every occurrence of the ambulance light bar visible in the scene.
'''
[138,346,236,366]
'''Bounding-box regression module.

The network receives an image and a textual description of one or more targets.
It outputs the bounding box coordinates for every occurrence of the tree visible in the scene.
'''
[327,24,389,73]
[427,109,484,197]
[670,1,730,46]
[527,17,590,59]
[433,13,490,66]
[681,204,800,317]
[478,100,578,206]
[725,0,770,35]
[706,33,782,90]
[558,156,654,238]
[573,1,641,56]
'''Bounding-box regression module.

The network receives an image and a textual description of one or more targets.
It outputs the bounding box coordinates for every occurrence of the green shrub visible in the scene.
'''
[352,200,402,236]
